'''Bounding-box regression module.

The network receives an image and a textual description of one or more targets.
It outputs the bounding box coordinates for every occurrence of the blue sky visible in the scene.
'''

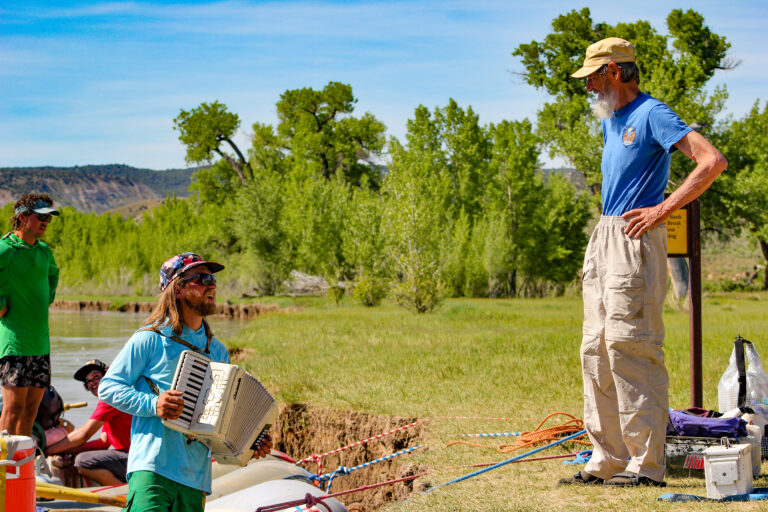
[1,1,765,170]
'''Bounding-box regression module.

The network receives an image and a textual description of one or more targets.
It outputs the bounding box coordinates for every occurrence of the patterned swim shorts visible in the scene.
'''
[0,354,51,387]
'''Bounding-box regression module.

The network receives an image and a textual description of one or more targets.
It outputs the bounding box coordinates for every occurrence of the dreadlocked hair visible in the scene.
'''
[11,193,54,231]
[145,279,212,337]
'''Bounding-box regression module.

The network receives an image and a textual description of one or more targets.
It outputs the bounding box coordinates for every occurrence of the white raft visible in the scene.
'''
[210,458,313,500]
[37,455,348,512]
[206,479,348,512]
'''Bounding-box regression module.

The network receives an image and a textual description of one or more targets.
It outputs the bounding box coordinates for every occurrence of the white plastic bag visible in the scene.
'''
[718,349,740,413]
[718,336,768,460]
[718,336,768,414]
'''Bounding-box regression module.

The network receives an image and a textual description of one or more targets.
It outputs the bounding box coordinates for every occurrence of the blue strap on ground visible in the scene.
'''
[312,445,422,492]
[422,429,587,496]
[461,432,521,437]
[562,450,592,465]
[659,488,768,502]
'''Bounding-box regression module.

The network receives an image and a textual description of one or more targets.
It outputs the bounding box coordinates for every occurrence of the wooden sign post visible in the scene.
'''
[667,198,702,407]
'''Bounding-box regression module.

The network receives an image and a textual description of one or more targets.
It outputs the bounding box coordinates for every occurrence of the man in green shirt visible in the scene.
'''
[0,193,60,437]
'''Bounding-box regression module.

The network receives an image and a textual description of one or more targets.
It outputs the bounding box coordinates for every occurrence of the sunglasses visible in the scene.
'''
[34,213,53,222]
[84,375,102,386]
[181,273,217,286]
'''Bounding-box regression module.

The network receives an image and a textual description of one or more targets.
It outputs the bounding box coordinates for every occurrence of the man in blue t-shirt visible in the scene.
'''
[559,38,727,488]
[99,253,271,511]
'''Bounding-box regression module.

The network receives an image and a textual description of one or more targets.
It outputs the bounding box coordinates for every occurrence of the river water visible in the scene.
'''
[49,310,250,428]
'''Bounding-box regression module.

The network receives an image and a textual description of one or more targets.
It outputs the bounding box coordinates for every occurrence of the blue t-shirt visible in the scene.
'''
[601,93,692,216]
[98,322,229,493]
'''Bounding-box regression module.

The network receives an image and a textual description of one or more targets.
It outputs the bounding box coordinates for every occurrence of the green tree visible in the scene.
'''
[342,185,391,306]
[484,119,544,296]
[279,173,351,280]
[267,82,387,186]
[390,101,592,299]
[383,138,447,313]
[441,209,473,296]
[513,8,731,198]
[232,171,291,295]
[189,160,239,204]
[402,101,490,221]
[526,173,593,293]
[342,185,389,278]
[480,119,592,297]
[717,101,768,289]
[174,101,253,184]
[395,100,494,297]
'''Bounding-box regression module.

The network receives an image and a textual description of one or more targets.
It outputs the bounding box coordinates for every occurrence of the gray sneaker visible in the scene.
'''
[558,471,604,485]
[603,472,666,487]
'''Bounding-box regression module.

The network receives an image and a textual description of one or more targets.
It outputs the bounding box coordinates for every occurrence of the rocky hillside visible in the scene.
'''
[0,164,197,213]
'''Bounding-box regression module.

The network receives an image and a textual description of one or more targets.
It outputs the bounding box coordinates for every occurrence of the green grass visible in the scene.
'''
[230,293,768,512]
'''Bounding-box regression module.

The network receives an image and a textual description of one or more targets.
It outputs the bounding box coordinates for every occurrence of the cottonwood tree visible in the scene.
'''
[342,186,391,306]
[252,81,387,187]
[174,101,253,185]
[514,8,730,193]
[388,101,592,301]
[483,120,592,297]
[716,101,768,289]
[394,101,491,297]
[383,137,448,313]
[402,100,491,222]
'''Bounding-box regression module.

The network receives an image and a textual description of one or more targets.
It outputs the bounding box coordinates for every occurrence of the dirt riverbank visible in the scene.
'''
[51,299,285,319]
[270,403,427,511]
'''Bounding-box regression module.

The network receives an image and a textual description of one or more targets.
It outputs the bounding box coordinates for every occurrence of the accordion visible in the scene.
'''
[162,350,278,465]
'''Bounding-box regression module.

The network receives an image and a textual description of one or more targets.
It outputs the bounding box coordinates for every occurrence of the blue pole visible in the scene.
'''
[422,429,587,495]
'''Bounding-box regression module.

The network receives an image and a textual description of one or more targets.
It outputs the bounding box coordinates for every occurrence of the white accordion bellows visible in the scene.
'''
[163,350,279,465]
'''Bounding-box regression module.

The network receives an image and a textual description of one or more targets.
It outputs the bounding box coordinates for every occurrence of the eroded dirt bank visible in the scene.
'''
[51,299,282,319]
[270,404,427,511]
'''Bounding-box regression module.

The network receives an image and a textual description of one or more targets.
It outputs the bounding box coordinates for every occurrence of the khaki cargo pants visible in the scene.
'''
[581,216,668,482]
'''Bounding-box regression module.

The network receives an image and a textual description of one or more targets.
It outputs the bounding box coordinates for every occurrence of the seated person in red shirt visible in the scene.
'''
[45,359,132,486]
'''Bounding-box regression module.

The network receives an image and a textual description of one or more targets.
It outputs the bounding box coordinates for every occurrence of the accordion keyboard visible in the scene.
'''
[174,354,209,428]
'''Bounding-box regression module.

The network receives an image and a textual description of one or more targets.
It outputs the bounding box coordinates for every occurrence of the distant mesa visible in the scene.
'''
[0,164,584,215]
[0,164,200,214]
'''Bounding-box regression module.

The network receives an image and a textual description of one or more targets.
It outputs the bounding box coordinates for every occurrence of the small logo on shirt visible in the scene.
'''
[623,127,637,146]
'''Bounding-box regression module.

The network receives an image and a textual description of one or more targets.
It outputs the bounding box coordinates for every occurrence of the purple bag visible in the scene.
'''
[666,409,748,438]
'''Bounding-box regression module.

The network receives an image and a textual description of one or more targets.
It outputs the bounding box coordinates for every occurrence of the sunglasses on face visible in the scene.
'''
[34,213,53,222]
[84,374,102,387]
[181,273,217,286]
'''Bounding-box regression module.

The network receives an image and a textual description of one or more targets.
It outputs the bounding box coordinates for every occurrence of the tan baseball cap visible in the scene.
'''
[571,37,635,78]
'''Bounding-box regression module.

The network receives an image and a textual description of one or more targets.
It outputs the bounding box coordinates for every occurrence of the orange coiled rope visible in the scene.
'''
[447,412,590,453]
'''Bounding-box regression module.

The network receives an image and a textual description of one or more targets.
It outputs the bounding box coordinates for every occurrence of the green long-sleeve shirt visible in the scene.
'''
[0,233,59,357]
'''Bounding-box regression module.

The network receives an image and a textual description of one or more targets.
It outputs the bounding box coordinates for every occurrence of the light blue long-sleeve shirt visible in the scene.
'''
[98,322,229,493]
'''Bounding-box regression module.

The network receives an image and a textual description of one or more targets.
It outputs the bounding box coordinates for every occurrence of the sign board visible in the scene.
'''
[667,207,689,257]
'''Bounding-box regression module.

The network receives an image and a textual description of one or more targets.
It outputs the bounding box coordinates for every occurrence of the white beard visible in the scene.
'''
[592,90,616,120]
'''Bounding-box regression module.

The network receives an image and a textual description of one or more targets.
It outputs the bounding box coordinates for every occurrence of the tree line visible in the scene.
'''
[8,8,767,308]
[10,88,591,309]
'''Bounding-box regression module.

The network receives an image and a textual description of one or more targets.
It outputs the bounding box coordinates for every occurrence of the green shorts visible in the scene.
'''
[123,471,206,512]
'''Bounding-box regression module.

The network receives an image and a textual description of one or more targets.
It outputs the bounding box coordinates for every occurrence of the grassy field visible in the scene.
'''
[230,292,768,511]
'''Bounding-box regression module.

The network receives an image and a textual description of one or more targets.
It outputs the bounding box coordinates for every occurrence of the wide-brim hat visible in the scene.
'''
[74,359,108,382]
[571,37,635,78]
[159,252,225,291]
